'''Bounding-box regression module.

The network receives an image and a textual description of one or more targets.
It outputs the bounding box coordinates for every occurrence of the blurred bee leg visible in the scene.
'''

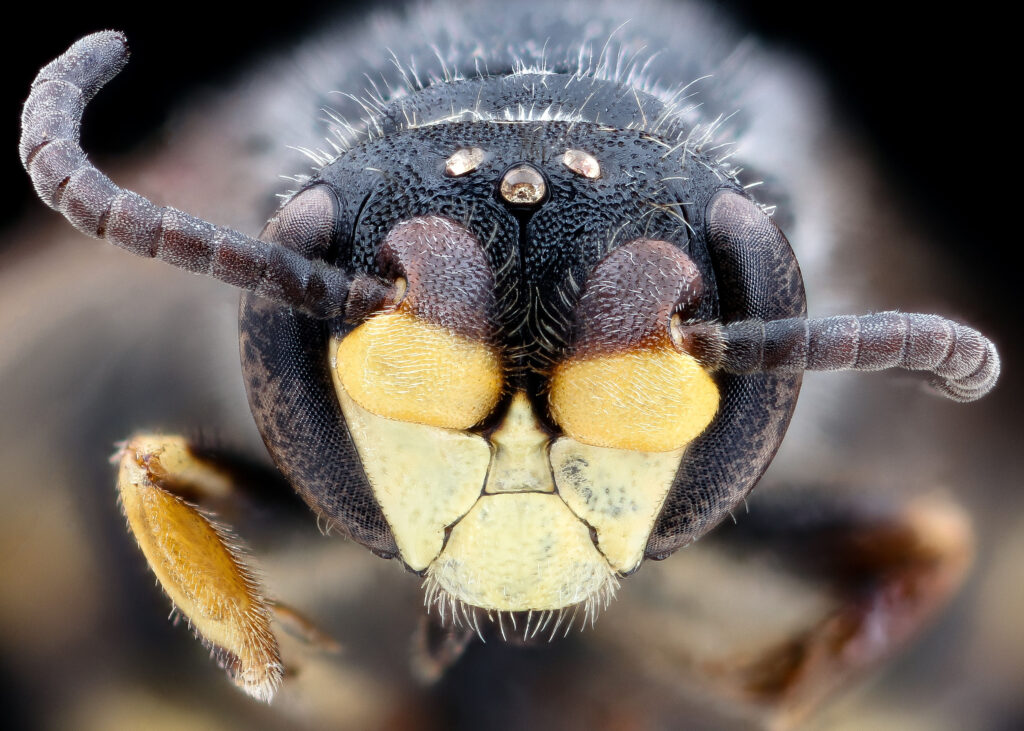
[272,601,342,654]
[705,491,974,728]
[115,434,285,702]
[410,613,476,684]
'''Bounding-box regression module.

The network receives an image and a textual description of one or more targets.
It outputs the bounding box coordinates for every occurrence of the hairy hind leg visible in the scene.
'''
[115,434,282,701]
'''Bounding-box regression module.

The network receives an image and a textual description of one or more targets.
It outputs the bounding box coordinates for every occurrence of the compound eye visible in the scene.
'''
[333,216,503,430]
[548,239,719,452]
[260,185,337,256]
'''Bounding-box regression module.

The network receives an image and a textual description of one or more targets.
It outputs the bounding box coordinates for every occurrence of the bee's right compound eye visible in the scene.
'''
[332,216,504,430]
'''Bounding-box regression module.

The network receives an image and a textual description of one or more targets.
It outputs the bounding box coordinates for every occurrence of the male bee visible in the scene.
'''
[10,1,1012,728]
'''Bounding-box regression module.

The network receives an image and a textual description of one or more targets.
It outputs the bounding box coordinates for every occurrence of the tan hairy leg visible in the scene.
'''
[115,435,282,701]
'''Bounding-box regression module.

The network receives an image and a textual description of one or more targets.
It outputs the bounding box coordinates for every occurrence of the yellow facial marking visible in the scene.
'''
[331,361,489,571]
[549,347,720,452]
[486,392,555,493]
[335,308,502,430]
[331,326,701,614]
[551,438,685,572]
[116,437,280,700]
[427,493,616,612]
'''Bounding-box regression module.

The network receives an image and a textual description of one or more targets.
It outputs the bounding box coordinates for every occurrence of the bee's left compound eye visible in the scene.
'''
[333,216,503,430]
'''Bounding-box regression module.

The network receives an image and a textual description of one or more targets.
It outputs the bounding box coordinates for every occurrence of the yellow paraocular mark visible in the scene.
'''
[335,308,503,430]
[552,438,685,573]
[549,347,720,452]
[329,367,489,572]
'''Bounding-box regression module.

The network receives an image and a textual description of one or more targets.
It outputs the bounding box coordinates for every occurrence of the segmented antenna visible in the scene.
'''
[683,312,999,402]
[20,31,377,320]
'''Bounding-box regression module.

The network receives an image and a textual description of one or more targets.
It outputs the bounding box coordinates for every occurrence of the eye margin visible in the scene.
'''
[644,188,806,560]
[239,184,403,559]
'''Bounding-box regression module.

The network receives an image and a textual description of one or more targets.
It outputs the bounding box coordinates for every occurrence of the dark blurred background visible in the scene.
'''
[2,1,1015,302]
